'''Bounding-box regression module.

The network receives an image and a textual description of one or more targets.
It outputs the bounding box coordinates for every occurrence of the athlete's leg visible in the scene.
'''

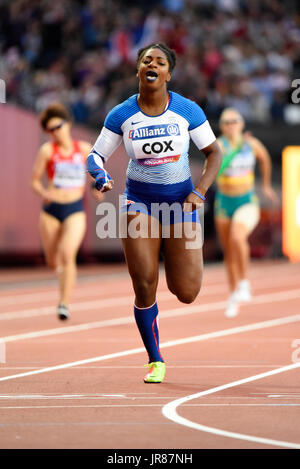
[57,211,86,307]
[214,216,241,317]
[163,221,203,304]
[39,211,62,270]
[230,221,250,282]
[121,212,162,308]
[215,216,239,292]
[231,203,260,282]
[121,212,164,366]
[229,203,260,303]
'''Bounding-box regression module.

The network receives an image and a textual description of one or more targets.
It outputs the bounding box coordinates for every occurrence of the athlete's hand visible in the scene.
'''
[91,180,113,201]
[100,179,114,193]
[86,153,114,193]
[42,190,56,205]
[88,175,113,201]
[94,170,114,192]
[91,187,105,202]
[87,172,114,200]
[183,191,205,212]
[262,185,279,205]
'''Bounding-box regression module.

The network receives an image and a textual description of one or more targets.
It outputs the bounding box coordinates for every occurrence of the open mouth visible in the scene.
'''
[146,70,158,82]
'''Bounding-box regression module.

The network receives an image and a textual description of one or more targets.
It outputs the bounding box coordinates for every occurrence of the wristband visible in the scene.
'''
[192,189,206,201]
[87,152,112,191]
[94,170,112,191]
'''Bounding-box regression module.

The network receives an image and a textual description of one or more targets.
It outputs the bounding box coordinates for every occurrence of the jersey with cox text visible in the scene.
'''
[91,91,216,185]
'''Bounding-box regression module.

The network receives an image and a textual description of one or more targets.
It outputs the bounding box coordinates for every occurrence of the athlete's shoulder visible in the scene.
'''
[104,95,139,135]
[38,141,53,160]
[169,91,207,130]
[245,134,267,157]
[217,135,227,148]
[78,140,92,157]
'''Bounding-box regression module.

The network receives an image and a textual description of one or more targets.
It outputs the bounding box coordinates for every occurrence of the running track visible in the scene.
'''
[0,259,299,449]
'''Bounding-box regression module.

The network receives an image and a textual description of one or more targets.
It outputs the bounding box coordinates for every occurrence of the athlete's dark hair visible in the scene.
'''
[137,43,177,73]
[40,102,72,130]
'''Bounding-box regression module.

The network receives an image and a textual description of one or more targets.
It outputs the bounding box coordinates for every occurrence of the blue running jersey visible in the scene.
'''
[90,91,216,187]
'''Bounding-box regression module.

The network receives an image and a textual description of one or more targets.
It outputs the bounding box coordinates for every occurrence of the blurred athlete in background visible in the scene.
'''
[31,102,98,320]
[86,43,222,383]
[215,108,278,318]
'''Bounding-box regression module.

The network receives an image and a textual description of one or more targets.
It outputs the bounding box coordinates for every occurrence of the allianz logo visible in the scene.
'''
[129,123,180,140]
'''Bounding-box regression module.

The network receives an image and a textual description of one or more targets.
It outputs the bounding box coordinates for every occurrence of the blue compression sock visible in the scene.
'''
[134,301,164,363]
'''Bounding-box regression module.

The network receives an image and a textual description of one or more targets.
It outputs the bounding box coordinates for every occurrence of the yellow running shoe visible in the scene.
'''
[144,362,166,383]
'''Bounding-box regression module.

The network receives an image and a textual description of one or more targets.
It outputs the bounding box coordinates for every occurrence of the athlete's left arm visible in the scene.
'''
[79,141,93,161]
[79,140,105,202]
[249,136,279,204]
[195,140,222,196]
[183,140,222,211]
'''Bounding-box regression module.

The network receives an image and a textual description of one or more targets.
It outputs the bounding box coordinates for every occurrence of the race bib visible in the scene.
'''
[53,161,86,188]
[128,123,183,165]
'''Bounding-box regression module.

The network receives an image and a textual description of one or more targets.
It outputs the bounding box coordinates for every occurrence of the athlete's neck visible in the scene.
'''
[138,88,169,116]
[56,136,73,153]
[226,135,243,148]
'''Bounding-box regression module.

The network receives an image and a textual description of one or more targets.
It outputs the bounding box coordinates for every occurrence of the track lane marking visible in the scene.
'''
[1,269,299,311]
[0,259,297,297]
[162,362,300,449]
[0,364,289,370]
[1,403,300,410]
[1,288,300,343]
[0,311,300,382]
[0,291,171,321]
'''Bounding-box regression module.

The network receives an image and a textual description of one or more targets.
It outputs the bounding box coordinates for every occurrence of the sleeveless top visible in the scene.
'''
[217,136,256,189]
[47,140,86,189]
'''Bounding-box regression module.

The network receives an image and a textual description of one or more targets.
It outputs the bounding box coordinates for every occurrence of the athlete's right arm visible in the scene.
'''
[30,143,54,201]
[87,126,122,193]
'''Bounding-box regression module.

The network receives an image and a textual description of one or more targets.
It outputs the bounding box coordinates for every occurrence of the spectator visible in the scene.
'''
[0,0,299,127]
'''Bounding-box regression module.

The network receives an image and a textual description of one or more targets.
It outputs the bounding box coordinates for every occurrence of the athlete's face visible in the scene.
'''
[137,48,171,89]
[220,111,244,139]
[46,117,71,142]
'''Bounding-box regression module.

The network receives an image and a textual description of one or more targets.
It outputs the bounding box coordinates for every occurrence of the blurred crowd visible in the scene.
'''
[1,0,300,127]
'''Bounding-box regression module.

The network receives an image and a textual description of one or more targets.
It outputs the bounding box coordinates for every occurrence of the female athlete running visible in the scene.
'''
[215,107,278,318]
[87,43,222,383]
[31,102,98,320]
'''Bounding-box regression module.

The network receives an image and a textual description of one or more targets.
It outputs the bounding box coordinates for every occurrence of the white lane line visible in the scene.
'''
[0,279,137,307]
[0,365,288,370]
[0,394,177,400]
[0,395,299,403]
[0,261,297,296]
[0,311,300,382]
[0,270,130,292]
[0,285,227,312]
[162,362,300,449]
[0,347,145,382]
[2,288,300,343]
[0,293,164,321]
[0,290,178,321]
[0,283,229,320]
[1,403,300,410]
[1,269,299,310]
[0,287,122,307]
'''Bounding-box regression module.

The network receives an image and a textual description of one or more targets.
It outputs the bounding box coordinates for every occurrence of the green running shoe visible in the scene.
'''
[144,362,166,383]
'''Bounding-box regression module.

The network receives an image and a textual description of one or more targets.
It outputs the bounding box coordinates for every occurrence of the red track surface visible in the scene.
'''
[0,259,299,449]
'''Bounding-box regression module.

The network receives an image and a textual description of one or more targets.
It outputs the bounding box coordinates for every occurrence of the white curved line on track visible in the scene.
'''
[162,362,300,449]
